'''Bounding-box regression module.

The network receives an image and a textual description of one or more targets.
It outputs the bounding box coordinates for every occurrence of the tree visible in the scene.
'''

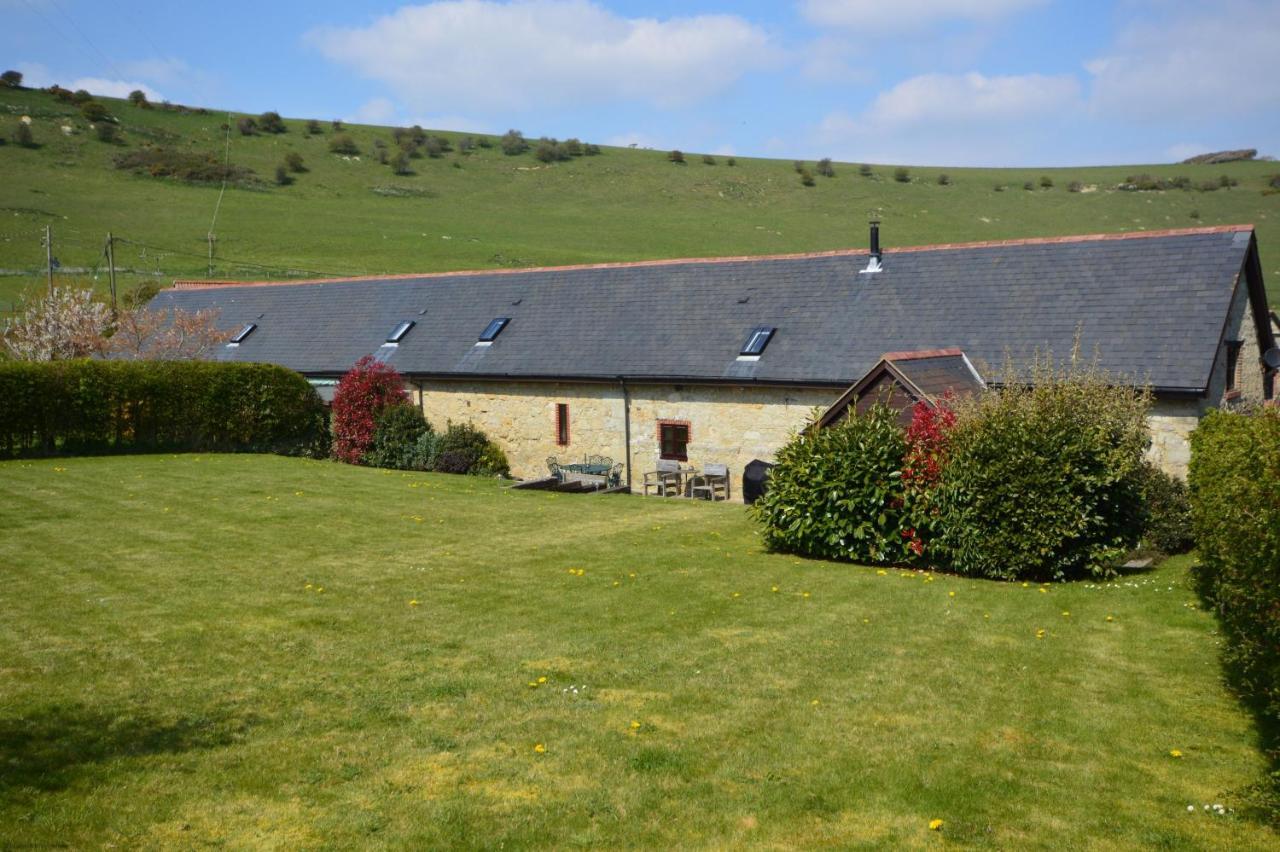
[937,173,952,186]
[127,89,149,108]
[563,138,583,157]
[424,136,447,158]
[258,111,287,133]
[391,151,413,175]
[500,129,528,155]
[80,101,109,123]
[331,119,343,131]
[306,119,322,135]
[72,89,92,104]
[726,157,736,167]
[285,152,306,172]
[858,163,873,177]
[799,168,815,187]
[3,286,112,361]
[236,116,257,136]
[816,157,835,178]
[893,167,910,183]
[1,70,23,88]
[668,149,685,164]
[331,355,411,464]
[106,305,229,360]
[1040,175,1054,188]
[329,134,359,155]
[702,154,716,165]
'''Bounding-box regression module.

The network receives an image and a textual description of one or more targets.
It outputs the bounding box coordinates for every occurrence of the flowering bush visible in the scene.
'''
[331,356,409,464]
[901,398,957,560]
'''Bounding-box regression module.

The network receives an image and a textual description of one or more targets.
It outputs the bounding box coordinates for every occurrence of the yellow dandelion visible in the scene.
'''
[613,580,621,587]
[929,819,944,831]
[771,586,780,593]
[732,592,741,598]
[863,618,869,623]
[527,681,538,688]
[409,599,419,606]
[1170,749,1183,758]
[305,583,313,590]
[630,720,641,730]
[803,592,811,599]
[534,743,545,754]
[1039,588,1048,594]
[317,587,325,593]
[983,613,990,619]
[811,699,820,706]
[948,591,956,598]
[1022,582,1029,588]
[629,572,636,579]
[876,569,887,576]
[1106,615,1115,622]
[537,676,547,684]
[1062,611,1070,617]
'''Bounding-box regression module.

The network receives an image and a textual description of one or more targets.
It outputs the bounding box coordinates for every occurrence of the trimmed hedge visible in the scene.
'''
[0,360,329,458]
[1189,408,1280,792]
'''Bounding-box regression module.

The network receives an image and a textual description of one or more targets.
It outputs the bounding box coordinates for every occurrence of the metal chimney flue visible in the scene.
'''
[860,219,883,274]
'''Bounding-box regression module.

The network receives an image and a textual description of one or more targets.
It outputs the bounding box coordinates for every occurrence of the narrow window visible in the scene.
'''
[556,403,570,446]
[478,317,510,343]
[227,323,256,346]
[1225,340,1243,392]
[739,326,776,358]
[386,320,415,344]
[658,421,690,461]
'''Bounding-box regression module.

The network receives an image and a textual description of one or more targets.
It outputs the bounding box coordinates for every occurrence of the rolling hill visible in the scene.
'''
[2,85,1278,310]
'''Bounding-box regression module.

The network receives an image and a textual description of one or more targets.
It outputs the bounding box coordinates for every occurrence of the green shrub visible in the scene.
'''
[858,163,872,177]
[752,405,910,564]
[799,168,815,187]
[114,147,258,187]
[1,70,22,88]
[933,361,1151,581]
[285,152,306,173]
[893,167,910,183]
[1136,462,1194,554]
[0,360,329,458]
[1040,175,1054,188]
[128,89,149,107]
[258,111,287,133]
[306,119,322,135]
[937,173,951,186]
[80,101,109,123]
[329,134,359,155]
[668,150,685,164]
[410,430,442,471]
[433,422,501,476]
[367,405,431,470]
[1068,180,1084,193]
[500,129,528,155]
[817,158,835,177]
[474,442,511,477]
[1188,408,1280,792]
[95,122,119,143]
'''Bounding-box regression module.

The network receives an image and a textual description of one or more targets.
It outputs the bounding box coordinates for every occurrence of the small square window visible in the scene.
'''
[658,421,690,461]
[479,317,510,343]
[228,322,256,345]
[386,320,415,344]
[740,326,775,357]
[556,403,570,446]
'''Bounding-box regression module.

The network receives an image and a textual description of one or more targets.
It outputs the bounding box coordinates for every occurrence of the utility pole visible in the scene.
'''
[44,224,53,294]
[207,232,215,278]
[105,232,118,313]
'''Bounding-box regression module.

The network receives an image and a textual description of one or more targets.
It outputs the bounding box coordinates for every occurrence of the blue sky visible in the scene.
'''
[5,0,1278,166]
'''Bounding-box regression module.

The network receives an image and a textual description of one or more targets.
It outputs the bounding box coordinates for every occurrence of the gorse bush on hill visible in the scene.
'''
[114,147,257,186]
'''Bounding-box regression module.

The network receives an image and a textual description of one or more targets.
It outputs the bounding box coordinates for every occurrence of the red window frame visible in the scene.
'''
[555,403,570,446]
[657,420,690,461]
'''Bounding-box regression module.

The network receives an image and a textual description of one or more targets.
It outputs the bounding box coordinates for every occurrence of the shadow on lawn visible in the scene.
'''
[0,703,250,794]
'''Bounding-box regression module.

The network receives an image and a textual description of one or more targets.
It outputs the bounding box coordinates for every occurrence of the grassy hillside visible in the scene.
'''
[2,454,1275,847]
[2,86,1278,310]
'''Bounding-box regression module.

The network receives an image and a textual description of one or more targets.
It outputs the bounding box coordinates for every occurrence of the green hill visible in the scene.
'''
[2,86,1278,309]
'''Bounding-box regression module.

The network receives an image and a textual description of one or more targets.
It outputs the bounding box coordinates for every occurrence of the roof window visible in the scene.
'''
[227,323,256,346]
[738,326,775,360]
[477,317,510,344]
[386,320,415,344]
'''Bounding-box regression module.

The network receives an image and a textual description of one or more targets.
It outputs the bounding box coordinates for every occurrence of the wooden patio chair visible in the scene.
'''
[642,458,683,496]
[690,463,730,501]
[546,457,562,481]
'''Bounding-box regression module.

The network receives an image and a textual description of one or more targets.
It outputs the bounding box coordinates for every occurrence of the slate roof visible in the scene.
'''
[151,226,1261,394]
[814,348,986,429]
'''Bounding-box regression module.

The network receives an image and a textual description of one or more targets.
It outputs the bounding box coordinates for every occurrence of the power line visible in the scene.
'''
[113,237,367,279]
[44,0,130,82]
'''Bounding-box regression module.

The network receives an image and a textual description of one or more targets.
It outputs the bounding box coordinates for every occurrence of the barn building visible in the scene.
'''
[154,225,1276,499]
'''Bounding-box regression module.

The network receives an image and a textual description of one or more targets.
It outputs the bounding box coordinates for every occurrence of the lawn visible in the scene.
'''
[0,454,1274,849]
[2,86,1279,311]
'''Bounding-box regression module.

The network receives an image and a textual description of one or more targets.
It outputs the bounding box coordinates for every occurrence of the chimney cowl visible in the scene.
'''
[860,220,883,274]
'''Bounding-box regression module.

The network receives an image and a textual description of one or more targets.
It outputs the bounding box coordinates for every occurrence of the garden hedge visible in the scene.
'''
[1188,408,1280,764]
[0,359,329,458]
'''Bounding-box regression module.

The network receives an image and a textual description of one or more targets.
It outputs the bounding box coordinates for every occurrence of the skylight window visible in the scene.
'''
[227,323,256,346]
[739,326,775,358]
[477,317,510,344]
[386,320,415,344]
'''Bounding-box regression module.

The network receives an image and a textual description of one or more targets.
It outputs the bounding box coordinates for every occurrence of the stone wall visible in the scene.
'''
[414,380,835,500]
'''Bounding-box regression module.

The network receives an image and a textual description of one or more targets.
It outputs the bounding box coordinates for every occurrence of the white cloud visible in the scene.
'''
[1086,0,1280,120]
[861,70,1080,128]
[799,37,873,83]
[800,0,1043,32]
[307,1,777,113]
[813,71,1083,165]
[348,97,399,125]
[14,61,167,102]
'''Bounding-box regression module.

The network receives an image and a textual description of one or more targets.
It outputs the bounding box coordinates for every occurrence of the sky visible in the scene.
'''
[4,0,1278,167]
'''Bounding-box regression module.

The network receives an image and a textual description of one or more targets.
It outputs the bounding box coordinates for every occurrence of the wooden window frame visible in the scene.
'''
[555,403,570,446]
[657,419,690,461]
[1225,340,1243,395]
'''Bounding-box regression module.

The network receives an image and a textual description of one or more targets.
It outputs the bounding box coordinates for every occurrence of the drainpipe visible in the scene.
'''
[619,376,632,490]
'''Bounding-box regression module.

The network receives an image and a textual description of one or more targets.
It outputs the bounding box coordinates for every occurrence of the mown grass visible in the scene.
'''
[0,454,1275,848]
[1,86,1278,311]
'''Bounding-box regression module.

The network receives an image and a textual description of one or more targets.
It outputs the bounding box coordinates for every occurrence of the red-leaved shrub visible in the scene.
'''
[901,397,957,560]
[331,356,409,464]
